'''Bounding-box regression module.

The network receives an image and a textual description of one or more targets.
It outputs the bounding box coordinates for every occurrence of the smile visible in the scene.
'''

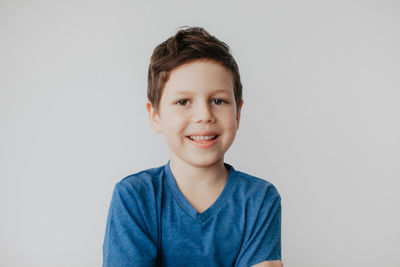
[186,135,219,148]
[188,135,217,140]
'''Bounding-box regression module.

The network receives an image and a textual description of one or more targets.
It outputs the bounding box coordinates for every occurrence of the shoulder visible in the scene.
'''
[231,168,281,217]
[234,169,281,201]
[108,165,166,225]
[113,164,165,205]
[117,164,164,191]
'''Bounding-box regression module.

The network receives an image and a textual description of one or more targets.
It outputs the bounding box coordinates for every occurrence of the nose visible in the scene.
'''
[192,101,216,123]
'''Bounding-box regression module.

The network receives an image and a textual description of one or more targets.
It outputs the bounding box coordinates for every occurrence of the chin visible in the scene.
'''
[187,156,224,168]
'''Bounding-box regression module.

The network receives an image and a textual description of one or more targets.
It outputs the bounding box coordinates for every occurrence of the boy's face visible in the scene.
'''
[146,59,243,168]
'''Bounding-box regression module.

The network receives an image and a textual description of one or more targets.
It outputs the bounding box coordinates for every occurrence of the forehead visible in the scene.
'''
[162,59,234,97]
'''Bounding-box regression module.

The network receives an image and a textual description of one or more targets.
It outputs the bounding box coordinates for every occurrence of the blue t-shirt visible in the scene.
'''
[103,161,281,267]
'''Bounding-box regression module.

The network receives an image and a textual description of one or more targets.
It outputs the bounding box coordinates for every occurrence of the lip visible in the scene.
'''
[186,131,219,136]
[186,135,220,148]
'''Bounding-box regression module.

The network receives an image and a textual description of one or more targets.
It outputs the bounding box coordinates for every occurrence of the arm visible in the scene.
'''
[252,260,283,267]
[235,185,282,266]
[103,182,158,267]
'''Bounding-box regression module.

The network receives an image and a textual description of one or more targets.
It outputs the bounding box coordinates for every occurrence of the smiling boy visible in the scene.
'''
[103,27,282,267]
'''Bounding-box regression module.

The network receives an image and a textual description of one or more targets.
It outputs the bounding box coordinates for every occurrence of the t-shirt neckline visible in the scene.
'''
[164,160,236,222]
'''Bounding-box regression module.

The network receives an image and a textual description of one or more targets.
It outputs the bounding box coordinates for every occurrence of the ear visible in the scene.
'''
[146,101,163,134]
[236,100,244,130]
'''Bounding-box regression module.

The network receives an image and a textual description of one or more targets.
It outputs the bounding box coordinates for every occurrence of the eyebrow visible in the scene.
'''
[172,89,232,95]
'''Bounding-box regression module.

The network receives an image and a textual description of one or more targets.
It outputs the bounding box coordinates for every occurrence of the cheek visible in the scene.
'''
[164,111,187,131]
[221,110,237,125]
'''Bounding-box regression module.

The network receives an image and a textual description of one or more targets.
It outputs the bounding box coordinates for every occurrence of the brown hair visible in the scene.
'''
[147,26,243,114]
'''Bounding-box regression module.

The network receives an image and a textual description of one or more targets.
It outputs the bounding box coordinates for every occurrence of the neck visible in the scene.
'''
[169,154,229,190]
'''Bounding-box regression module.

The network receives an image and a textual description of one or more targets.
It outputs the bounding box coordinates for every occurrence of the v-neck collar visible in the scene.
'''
[164,160,236,222]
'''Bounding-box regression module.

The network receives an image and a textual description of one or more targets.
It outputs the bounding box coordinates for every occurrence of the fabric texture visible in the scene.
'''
[103,161,281,267]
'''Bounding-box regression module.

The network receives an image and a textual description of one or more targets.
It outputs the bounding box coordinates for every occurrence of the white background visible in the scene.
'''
[1,0,399,266]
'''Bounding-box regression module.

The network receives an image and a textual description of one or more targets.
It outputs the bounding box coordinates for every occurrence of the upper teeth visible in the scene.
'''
[190,135,216,140]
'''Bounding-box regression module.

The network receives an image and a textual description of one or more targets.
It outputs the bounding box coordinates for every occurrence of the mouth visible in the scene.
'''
[185,135,220,148]
[186,135,218,141]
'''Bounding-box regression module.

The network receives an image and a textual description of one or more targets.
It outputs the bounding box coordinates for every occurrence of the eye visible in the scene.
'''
[211,99,227,105]
[176,99,190,106]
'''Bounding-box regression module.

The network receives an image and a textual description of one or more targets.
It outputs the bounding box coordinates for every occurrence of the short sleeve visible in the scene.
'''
[102,182,158,267]
[235,186,282,266]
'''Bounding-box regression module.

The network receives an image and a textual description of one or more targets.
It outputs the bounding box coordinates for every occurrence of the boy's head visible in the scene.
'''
[147,26,243,115]
[146,27,244,168]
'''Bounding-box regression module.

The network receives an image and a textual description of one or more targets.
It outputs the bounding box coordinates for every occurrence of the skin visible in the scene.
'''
[146,58,243,196]
[251,260,283,267]
[146,59,282,266]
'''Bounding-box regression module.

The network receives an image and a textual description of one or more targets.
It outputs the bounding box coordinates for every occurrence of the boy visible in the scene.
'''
[103,27,282,267]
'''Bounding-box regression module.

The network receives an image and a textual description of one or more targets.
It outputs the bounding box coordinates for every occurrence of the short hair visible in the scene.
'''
[147,26,243,114]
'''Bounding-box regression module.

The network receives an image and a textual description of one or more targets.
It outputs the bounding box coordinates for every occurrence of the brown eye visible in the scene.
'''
[176,99,189,106]
[212,99,226,105]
